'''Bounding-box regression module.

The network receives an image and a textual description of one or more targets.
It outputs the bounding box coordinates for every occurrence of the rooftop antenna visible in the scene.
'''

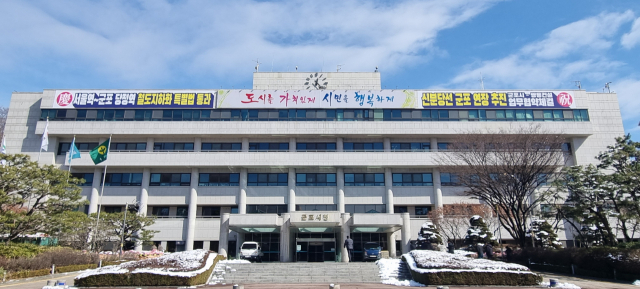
[337,64,342,72]
[605,82,612,93]
[254,59,261,72]
[574,81,582,90]
[295,66,298,71]
[375,66,378,72]
[479,72,485,90]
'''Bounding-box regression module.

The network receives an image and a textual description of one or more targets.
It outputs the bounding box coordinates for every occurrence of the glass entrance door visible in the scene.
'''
[308,242,323,262]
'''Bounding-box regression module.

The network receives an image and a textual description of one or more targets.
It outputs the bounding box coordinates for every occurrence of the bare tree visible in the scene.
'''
[438,125,566,248]
[0,106,8,138]
[429,202,495,246]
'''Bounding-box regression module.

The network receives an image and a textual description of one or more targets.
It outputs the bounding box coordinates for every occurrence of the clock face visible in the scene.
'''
[304,73,328,89]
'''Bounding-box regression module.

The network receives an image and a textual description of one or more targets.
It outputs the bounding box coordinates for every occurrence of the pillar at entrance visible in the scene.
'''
[385,168,394,213]
[388,231,397,258]
[341,213,351,263]
[135,168,151,251]
[401,212,411,254]
[280,213,291,262]
[239,168,247,214]
[337,168,345,213]
[433,169,443,209]
[288,168,296,213]
[219,213,230,258]
[88,167,102,214]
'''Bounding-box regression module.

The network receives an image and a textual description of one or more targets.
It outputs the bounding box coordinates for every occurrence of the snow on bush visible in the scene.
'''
[377,258,425,287]
[407,250,533,273]
[76,249,216,279]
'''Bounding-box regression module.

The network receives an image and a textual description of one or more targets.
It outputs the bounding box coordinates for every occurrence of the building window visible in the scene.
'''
[58,142,98,155]
[152,206,170,217]
[343,142,383,152]
[562,143,572,155]
[246,205,288,215]
[437,143,450,151]
[71,173,94,186]
[296,173,336,186]
[414,206,431,216]
[390,143,430,152]
[249,143,289,151]
[153,143,194,151]
[102,206,121,213]
[104,173,143,186]
[296,204,337,211]
[296,143,337,151]
[440,173,460,186]
[344,173,384,186]
[247,173,288,186]
[201,143,242,151]
[150,173,191,186]
[394,206,408,213]
[201,206,221,217]
[199,173,240,186]
[392,173,433,186]
[345,204,386,214]
[176,206,188,217]
[112,143,147,151]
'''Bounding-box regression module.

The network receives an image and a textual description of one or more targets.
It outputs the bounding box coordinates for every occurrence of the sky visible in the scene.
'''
[1,0,639,137]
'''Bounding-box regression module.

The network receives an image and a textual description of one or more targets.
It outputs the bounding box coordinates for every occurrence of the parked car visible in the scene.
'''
[363,242,382,261]
[240,241,264,262]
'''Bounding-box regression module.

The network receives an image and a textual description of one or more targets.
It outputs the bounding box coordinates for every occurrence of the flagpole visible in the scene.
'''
[92,135,112,252]
[67,135,76,183]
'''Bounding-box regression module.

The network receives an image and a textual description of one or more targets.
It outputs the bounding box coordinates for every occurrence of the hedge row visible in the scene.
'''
[74,253,224,287]
[6,263,99,280]
[402,255,542,286]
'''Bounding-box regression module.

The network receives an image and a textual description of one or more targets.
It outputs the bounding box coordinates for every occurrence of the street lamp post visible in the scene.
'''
[120,202,129,257]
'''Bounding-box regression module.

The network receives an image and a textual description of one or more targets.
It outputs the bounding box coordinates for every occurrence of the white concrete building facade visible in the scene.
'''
[4,72,625,262]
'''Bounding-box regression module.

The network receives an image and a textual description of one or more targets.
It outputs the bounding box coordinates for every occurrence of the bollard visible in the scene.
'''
[51,264,55,275]
[99,260,102,268]
[233,284,238,289]
[549,279,557,287]
[329,284,340,289]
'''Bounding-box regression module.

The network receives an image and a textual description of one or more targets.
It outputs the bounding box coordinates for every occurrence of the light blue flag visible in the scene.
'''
[68,137,81,164]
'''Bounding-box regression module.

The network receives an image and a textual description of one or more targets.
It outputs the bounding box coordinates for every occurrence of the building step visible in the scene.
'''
[212,262,383,284]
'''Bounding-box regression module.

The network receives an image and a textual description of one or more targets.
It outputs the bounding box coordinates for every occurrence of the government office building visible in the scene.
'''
[4,72,624,262]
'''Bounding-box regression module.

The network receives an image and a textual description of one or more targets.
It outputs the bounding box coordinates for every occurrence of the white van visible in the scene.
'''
[240,241,264,262]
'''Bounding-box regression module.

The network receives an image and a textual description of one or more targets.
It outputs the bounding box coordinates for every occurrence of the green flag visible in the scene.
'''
[90,139,110,165]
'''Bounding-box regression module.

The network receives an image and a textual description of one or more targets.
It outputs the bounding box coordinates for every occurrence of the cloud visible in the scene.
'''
[614,78,640,121]
[0,0,501,86]
[621,17,640,49]
[447,11,634,90]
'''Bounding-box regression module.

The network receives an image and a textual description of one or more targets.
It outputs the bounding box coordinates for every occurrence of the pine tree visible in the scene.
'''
[417,221,442,249]
[464,215,494,246]
[527,220,562,248]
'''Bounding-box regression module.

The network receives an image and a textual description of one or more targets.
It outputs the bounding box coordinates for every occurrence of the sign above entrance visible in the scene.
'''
[290,212,341,226]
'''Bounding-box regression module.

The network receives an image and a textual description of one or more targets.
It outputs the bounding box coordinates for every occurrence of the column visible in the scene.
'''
[288,168,296,213]
[289,137,296,152]
[239,168,247,214]
[280,213,291,262]
[186,168,198,251]
[433,168,443,209]
[385,168,394,214]
[88,167,102,214]
[383,138,391,152]
[242,137,249,152]
[341,213,351,263]
[388,231,397,258]
[430,137,438,152]
[401,212,411,254]
[138,168,150,216]
[337,168,345,213]
[337,137,344,152]
[194,137,202,152]
[146,137,154,152]
[218,213,230,258]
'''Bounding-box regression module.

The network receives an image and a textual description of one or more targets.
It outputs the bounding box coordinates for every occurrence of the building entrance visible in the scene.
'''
[295,232,337,262]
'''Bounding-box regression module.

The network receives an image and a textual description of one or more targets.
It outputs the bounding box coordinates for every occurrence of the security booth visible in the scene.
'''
[290,212,341,262]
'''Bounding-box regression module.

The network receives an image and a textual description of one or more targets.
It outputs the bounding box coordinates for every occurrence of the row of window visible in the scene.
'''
[73,172,547,187]
[57,141,572,155]
[42,108,591,122]
[100,204,433,216]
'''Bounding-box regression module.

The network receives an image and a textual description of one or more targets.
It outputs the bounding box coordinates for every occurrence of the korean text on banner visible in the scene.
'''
[53,90,216,109]
[420,91,576,109]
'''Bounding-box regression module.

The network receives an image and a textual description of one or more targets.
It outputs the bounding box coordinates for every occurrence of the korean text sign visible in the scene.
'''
[420,91,576,109]
[53,90,216,108]
[217,90,417,109]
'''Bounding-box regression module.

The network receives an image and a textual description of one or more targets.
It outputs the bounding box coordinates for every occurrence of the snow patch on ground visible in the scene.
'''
[633,279,640,286]
[376,259,425,287]
[76,250,217,279]
[539,281,581,288]
[406,250,535,274]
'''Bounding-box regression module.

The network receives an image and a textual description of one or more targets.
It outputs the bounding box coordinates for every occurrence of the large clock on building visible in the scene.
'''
[304,73,328,89]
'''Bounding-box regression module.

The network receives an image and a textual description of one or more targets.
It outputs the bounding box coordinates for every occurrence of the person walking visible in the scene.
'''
[476,243,484,259]
[344,236,354,262]
[485,243,494,259]
[505,246,513,262]
[447,241,455,254]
